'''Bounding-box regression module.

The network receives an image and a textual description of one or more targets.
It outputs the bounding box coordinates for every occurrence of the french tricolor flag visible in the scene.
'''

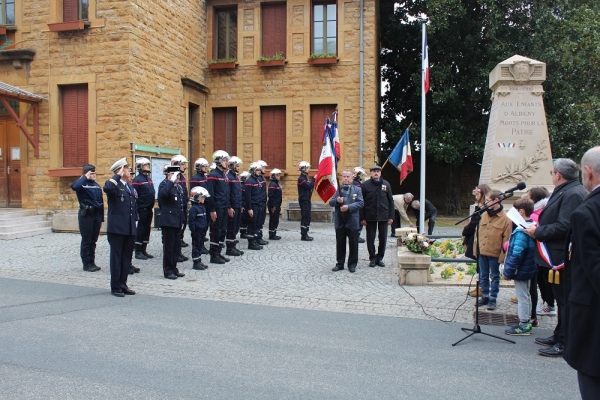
[423,27,429,93]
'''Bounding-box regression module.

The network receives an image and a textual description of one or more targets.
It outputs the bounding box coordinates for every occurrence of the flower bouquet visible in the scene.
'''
[399,233,436,254]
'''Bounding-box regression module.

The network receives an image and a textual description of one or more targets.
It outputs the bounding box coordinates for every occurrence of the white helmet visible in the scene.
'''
[270,168,282,180]
[239,171,251,182]
[171,155,188,165]
[256,160,268,169]
[229,156,243,170]
[298,161,310,173]
[190,186,210,203]
[249,162,261,175]
[213,150,230,167]
[162,163,171,175]
[352,166,367,179]
[194,158,209,172]
[136,157,151,172]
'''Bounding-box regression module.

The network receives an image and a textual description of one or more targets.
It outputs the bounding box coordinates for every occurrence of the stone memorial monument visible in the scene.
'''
[479,55,554,192]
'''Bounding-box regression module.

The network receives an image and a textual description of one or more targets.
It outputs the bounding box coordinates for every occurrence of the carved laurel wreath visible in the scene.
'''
[492,140,549,183]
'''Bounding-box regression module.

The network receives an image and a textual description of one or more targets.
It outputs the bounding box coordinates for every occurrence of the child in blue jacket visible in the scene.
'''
[189,187,210,270]
[503,197,537,335]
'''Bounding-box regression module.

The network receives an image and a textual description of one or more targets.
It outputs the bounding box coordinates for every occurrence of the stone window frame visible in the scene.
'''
[48,0,104,31]
[311,0,337,56]
[213,6,238,60]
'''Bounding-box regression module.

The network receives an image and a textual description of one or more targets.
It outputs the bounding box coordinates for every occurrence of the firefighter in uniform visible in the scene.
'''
[189,186,210,270]
[297,161,314,241]
[255,160,269,245]
[239,171,250,239]
[189,157,210,254]
[103,158,137,297]
[226,156,245,256]
[268,168,283,240]
[352,167,367,243]
[206,150,233,264]
[71,164,104,272]
[244,162,264,250]
[171,155,189,248]
[132,157,156,260]
[159,165,186,279]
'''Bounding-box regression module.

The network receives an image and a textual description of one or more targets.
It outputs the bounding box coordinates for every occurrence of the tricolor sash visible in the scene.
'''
[537,240,564,284]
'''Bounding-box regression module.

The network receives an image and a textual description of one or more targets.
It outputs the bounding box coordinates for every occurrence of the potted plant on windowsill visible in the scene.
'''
[208,58,237,69]
[257,53,286,67]
[308,53,338,65]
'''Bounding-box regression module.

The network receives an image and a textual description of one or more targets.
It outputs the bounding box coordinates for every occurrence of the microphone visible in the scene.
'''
[504,182,526,193]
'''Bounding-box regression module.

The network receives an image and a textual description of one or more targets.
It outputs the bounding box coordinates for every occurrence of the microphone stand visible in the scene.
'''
[452,191,516,346]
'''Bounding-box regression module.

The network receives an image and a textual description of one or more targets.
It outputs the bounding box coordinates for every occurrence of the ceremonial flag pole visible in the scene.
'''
[419,21,429,234]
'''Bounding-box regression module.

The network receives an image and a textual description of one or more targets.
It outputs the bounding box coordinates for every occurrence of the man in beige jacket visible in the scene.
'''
[391,193,415,236]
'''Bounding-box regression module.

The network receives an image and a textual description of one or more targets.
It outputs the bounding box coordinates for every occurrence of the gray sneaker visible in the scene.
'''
[487,301,497,310]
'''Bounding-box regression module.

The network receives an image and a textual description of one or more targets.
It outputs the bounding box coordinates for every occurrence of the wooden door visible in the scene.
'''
[0,120,21,207]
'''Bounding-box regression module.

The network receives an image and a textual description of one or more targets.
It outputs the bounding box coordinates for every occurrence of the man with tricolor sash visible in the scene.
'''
[524,158,587,357]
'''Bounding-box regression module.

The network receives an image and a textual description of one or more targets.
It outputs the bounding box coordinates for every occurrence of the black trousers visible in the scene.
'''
[162,226,181,276]
[135,207,153,245]
[78,210,102,265]
[107,233,134,292]
[365,221,388,262]
[530,271,538,319]
[578,371,600,400]
[551,281,565,345]
[246,205,260,239]
[226,208,242,247]
[391,210,401,235]
[191,229,206,261]
[259,203,267,237]
[209,208,228,255]
[240,208,248,232]
[300,200,311,235]
[336,227,359,269]
[269,205,281,235]
[180,204,188,241]
[415,211,437,235]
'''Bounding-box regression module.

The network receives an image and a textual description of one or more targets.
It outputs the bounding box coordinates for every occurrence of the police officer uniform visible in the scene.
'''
[71,164,104,272]
[239,172,250,238]
[159,169,186,279]
[103,158,137,296]
[132,165,156,259]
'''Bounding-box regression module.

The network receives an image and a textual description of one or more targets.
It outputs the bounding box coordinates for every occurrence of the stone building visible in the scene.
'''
[0,0,380,215]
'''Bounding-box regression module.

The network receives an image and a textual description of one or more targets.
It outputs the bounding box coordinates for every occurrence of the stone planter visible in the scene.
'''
[257,59,286,67]
[308,57,338,65]
[208,62,236,70]
[398,250,432,286]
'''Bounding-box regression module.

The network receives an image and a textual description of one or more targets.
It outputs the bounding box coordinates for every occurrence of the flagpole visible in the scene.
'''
[419,21,427,235]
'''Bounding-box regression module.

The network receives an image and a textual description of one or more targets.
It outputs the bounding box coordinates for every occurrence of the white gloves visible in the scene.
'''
[170,171,180,182]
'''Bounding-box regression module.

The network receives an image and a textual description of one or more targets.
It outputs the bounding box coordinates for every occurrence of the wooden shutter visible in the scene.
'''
[262,3,286,57]
[260,106,286,168]
[63,0,79,22]
[310,104,336,165]
[62,85,88,168]
[213,108,237,155]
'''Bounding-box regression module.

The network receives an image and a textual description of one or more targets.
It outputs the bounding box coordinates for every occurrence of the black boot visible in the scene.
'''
[301,234,314,241]
[142,243,154,258]
[180,239,189,247]
[240,229,247,239]
[226,247,242,256]
[192,260,206,270]
[131,264,140,273]
[135,244,148,260]
[210,253,226,264]
[83,263,99,272]
[248,239,262,250]
[269,233,281,240]
[200,244,210,255]
[257,237,269,245]
[178,252,189,262]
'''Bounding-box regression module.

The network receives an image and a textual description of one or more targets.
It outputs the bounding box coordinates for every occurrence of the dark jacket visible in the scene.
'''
[258,175,267,204]
[268,181,282,209]
[462,206,483,260]
[178,173,188,205]
[71,176,104,211]
[189,172,208,191]
[227,171,243,209]
[158,180,185,228]
[297,174,314,202]
[413,199,437,219]
[103,175,137,236]
[329,184,364,230]
[563,186,600,376]
[188,202,208,233]
[244,175,263,207]
[206,168,230,212]
[503,227,537,280]
[535,180,587,268]
[131,173,155,209]
[359,178,394,222]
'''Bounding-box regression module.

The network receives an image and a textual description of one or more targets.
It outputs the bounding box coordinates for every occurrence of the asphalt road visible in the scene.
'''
[0,278,578,399]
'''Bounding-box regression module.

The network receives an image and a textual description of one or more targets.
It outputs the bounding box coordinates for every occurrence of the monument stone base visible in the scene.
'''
[398,249,432,286]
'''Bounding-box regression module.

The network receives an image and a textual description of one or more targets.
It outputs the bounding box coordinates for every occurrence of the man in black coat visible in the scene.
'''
[103,158,137,297]
[410,199,437,235]
[524,158,587,357]
[132,157,155,260]
[359,165,394,268]
[564,147,600,399]
[159,166,186,280]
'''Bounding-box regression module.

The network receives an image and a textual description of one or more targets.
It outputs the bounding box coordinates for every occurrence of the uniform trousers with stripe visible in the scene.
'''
[210,208,228,255]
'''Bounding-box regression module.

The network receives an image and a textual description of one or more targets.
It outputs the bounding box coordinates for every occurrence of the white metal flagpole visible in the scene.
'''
[419,22,427,234]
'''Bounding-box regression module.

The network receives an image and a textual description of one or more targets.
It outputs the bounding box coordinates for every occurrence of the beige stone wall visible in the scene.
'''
[205,0,380,204]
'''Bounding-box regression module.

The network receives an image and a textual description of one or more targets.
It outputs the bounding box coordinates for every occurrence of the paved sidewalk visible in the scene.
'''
[0,220,556,329]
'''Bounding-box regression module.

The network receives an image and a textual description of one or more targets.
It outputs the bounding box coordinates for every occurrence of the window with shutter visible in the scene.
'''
[260,106,286,168]
[61,85,88,168]
[63,0,88,22]
[310,105,336,165]
[213,107,237,156]
[261,3,286,58]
